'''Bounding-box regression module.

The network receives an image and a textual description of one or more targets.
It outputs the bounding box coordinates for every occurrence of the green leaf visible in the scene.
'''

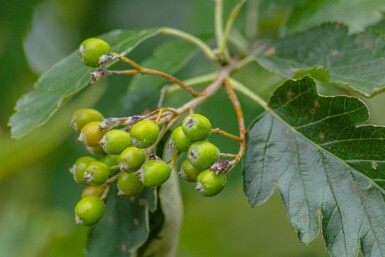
[138,169,183,257]
[256,24,385,97]
[9,28,161,139]
[138,138,183,257]
[283,0,385,35]
[244,76,385,257]
[86,186,155,257]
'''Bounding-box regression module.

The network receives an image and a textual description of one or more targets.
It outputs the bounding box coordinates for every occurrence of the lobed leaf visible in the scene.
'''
[9,28,161,139]
[256,24,385,97]
[244,76,385,257]
[283,0,385,35]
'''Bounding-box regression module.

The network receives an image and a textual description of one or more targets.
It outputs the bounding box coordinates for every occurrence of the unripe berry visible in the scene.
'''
[182,114,211,141]
[83,161,110,186]
[78,121,105,147]
[99,129,132,155]
[171,126,192,152]
[75,196,105,226]
[78,38,110,67]
[187,141,220,170]
[71,109,103,132]
[117,172,144,197]
[139,160,171,187]
[81,185,106,198]
[130,120,159,148]
[118,147,146,172]
[196,169,226,197]
[86,145,106,156]
[70,156,96,184]
[99,154,120,176]
[180,159,201,182]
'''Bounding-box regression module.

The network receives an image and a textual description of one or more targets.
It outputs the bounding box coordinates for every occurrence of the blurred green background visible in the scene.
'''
[1,0,382,256]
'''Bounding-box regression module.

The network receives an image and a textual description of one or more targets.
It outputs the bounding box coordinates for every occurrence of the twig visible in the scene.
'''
[212,128,242,142]
[223,79,246,174]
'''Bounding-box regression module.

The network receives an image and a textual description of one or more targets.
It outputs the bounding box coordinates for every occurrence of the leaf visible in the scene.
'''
[244,76,385,257]
[138,139,183,257]
[138,170,183,257]
[256,24,385,97]
[86,186,156,257]
[283,0,385,35]
[9,28,161,139]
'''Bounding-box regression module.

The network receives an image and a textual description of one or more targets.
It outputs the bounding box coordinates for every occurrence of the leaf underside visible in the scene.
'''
[9,28,161,139]
[256,24,385,97]
[244,76,385,257]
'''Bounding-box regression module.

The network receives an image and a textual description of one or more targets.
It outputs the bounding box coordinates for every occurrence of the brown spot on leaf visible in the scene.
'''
[264,47,276,56]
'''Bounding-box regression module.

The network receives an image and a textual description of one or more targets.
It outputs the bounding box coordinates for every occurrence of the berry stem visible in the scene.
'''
[223,79,246,174]
[140,68,200,97]
[220,153,239,159]
[111,53,143,71]
[212,128,242,142]
[215,0,225,55]
[220,0,246,61]
[160,27,216,62]
[107,56,200,97]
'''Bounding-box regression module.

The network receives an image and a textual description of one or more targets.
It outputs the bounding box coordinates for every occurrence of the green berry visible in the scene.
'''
[81,185,106,198]
[139,160,171,187]
[74,196,105,226]
[78,121,105,147]
[182,114,211,141]
[70,156,96,184]
[130,120,159,148]
[171,126,192,152]
[86,145,106,156]
[117,172,144,197]
[118,147,146,172]
[196,169,226,197]
[83,161,110,186]
[100,129,132,155]
[180,159,201,182]
[71,108,103,132]
[78,38,110,67]
[187,141,220,170]
[100,154,120,175]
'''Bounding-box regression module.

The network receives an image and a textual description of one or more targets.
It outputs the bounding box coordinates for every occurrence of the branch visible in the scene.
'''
[223,79,246,174]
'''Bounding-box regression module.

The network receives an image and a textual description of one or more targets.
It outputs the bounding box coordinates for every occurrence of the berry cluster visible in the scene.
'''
[71,37,240,226]
[70,109,229,226]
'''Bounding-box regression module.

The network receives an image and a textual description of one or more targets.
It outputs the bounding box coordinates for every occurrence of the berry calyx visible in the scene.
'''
[78,38,110,67]
[117,172,144,197]
[171,126,192,152]
[187,141,220,170]
[81,185,106,198]
[182,114,212,141]
[180,159,201,182]
[78,121,105,147]
[74,196,105,226]
[139,160,171,187]
[83,161,110,186]
[130,120,159,148]
[118,147,146,172]
[196,169,226,197]
[71,109,103,132]
[70,156,96,184]
[99,129,132,155]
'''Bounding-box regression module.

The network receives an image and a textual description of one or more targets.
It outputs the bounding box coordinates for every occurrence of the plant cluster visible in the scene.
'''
[69,40,244,225]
